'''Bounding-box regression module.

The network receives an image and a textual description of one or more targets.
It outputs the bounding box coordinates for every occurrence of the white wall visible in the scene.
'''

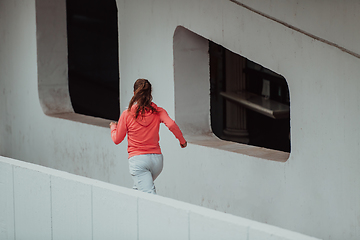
[118,1,360,239]
[173,26,211,135]
[36,0,73,115]
[233,0,360,56]
[0,0,131,186]
[0,156,320,240]
[1,0,360,239]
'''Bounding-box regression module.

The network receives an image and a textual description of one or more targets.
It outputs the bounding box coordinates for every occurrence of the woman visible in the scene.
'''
[110,79,187,194]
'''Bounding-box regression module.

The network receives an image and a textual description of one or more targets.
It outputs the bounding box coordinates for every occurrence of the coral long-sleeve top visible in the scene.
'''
[110,103,186,158]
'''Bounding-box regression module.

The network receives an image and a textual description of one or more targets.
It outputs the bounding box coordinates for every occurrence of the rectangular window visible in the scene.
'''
[37,0,120,126]
[210,41,290,152]
[66,0,120,121]
[174,26,290,160]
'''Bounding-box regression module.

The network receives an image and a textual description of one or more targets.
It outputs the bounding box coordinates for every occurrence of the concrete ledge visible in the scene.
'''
[186,134,290,162]
[0,156,319,240]
[48,112,112,128]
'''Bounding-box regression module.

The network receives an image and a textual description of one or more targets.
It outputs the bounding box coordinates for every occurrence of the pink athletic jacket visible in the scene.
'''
[110,103,186,158]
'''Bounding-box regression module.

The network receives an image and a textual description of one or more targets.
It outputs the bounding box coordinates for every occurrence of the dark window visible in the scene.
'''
[66,0,120,121]
[210,41,291,152]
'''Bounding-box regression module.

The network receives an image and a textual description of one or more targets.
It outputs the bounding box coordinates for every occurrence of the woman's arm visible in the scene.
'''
[110,111,127,144]
[159,108,187,147]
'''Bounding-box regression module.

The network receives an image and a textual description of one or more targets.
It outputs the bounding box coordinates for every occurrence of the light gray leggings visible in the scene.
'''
[128,154,163,194]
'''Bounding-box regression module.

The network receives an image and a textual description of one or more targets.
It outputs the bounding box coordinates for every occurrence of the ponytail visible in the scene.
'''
[128,79,158,119]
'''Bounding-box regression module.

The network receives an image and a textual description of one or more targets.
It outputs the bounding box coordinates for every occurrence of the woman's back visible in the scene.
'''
[112,102,185,158]
[125,103,162,156]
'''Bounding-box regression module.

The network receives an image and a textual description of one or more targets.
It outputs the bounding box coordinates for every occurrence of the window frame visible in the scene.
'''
[36,0,120,127]
[173,26,290,161]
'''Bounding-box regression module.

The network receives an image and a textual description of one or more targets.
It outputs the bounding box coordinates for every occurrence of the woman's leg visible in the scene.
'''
[128,154,163,194]
[150,154,163,181]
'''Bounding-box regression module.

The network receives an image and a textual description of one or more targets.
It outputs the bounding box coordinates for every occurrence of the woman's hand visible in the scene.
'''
[109,122,117,128]
[180,141,187,148]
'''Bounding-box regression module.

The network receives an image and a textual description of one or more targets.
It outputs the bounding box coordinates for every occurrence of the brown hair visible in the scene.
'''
[128,78,158,119]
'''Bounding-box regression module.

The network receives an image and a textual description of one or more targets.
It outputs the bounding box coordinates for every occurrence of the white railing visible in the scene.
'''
[0,156,320,240]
